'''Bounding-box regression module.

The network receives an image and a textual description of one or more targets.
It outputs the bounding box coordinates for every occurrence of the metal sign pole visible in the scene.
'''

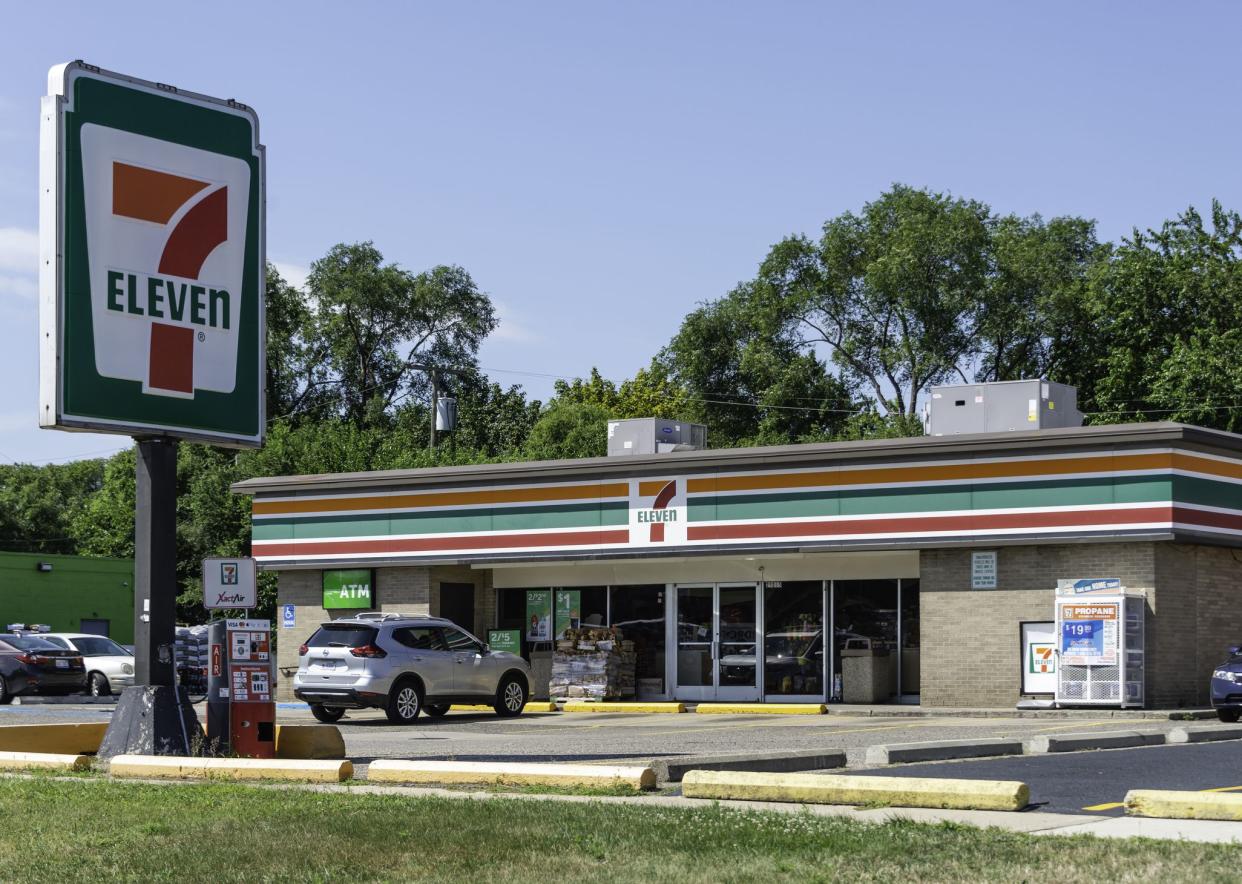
[98,437,198,758]
[133,437,178,687]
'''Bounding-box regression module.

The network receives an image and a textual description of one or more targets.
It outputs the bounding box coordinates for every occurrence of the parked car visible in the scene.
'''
[0,634,86,703]
[294,613,532,724]
[41,633,135,697]
[1210,644,1242,722]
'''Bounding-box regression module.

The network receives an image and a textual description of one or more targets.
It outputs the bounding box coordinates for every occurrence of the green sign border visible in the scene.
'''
[322,569,375,610]
[45,63,265,446]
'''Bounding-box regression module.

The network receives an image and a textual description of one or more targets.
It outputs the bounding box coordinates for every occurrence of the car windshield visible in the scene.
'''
[307,624,377,648]
[71,637,130,657]
[2,635,62,651]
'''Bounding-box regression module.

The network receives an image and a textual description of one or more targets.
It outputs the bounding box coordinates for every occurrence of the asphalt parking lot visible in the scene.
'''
[846,741,1242,816]
[1,702,1206,767]
[275,705,1202,768]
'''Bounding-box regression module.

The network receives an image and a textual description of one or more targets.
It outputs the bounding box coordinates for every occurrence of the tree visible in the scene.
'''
[759,185,990,416]
[524,402,611,460]
[662,282,856,446]
[263,262,329,423]
[976,215,1104,383]
[0,460,104,554]
[305,243,497,426]
[1074,201,1242,431]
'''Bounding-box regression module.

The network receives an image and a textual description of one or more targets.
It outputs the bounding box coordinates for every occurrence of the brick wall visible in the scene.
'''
[919,543,1157,707]
[1151,544,1242,707]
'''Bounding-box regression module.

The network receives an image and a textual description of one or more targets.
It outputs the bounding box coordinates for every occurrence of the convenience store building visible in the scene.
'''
[234,421,1242,708]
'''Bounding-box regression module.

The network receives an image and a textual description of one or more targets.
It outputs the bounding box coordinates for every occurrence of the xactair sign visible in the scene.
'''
[40,62,265,446]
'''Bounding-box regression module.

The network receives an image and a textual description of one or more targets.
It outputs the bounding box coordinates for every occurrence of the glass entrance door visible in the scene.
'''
[674,584,760,701]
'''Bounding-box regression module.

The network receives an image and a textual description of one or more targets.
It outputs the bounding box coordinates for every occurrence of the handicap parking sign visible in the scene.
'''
[281,604,295,629]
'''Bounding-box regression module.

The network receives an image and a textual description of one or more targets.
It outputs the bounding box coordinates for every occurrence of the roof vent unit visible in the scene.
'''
[607,418,707,456]
[924,379,1083,436]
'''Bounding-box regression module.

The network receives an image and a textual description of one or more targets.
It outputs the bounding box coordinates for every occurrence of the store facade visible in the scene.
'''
[236,422,1242,708]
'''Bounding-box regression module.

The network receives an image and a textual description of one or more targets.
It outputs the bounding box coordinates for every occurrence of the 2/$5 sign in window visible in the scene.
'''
[323,569,375,609]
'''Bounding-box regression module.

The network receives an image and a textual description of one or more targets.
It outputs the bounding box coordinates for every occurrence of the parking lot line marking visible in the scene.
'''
[1082,802,1125,811]
[1034,721,1131,733]
[1200,785,1242,793]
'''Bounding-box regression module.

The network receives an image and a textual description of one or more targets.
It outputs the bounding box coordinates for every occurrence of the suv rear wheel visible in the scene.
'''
[494,673,527,718]
[310,704,345,724]
[386,679,423,725]
[1217,709,1241,723]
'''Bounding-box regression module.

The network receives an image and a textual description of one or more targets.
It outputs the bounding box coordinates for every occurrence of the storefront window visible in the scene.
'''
[764,581,825,696]
[608,585,666,697]
[833,579,899,703]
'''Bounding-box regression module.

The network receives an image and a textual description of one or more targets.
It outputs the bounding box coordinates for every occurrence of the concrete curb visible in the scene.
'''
[864,738,1024,766]
[0,750,92,771]
[652,749,846,783]
[448,702,559,713]
[0,723,107,755]
[367,759,657,790]
[562,702,685,714]
[108,755,353,782]
[695,703,826,715]
[1166,724,1242,744]
[1025,731,1166,753]
[681,770,1030,811]
[274,725,345,760]
[1125,789,1242,821]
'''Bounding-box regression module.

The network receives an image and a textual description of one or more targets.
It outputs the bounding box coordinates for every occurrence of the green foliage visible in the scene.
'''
[1073,202,1242,431]
[304,243,497,426]
[662,282,856,446]
[0,460,104,553]
[524,402,612,460]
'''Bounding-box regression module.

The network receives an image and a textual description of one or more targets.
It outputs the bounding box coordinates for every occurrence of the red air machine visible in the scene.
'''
[206,618,276,757]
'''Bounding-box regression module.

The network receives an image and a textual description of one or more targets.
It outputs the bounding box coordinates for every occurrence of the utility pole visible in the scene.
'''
[430,369,440,450]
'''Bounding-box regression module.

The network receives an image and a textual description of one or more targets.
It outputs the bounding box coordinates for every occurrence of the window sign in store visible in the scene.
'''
[322,569,374,609]
[488,630,521,654]
[971,551,998,589]
[526,590,551,641]
[554,589,581,639]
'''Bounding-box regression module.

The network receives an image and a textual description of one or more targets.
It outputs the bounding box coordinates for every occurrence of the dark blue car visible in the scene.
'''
[1210,645,1242,723]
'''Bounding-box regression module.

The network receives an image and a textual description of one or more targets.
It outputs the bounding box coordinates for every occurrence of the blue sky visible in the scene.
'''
[1,2,1239,464]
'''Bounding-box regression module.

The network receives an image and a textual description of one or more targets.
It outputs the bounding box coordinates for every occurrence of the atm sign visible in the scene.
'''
[323,569,374,609]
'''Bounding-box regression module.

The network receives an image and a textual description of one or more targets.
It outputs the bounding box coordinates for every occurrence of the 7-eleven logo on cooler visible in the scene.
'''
[81,124,250,398]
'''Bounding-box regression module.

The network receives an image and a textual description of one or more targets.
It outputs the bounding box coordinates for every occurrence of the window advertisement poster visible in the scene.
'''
[971,551,998,589]
[1060,603,1119,665]
[525,590,551,641]
[554,589,581,639]
[1020,621,1057,694]
[488,629,521,654]
[322,569,374,609]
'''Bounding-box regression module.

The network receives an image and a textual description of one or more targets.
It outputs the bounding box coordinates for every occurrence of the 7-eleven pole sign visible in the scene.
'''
[40,62,265,446]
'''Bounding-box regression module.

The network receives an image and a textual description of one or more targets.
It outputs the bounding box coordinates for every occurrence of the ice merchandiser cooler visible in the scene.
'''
[1054,579,1145,708]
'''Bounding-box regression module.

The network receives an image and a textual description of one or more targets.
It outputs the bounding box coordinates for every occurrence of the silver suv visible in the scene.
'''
[294,613,531,725]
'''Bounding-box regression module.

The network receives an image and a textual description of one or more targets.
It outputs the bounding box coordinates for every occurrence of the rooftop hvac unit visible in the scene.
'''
[606,418,707,456]
[924,379,1083,436]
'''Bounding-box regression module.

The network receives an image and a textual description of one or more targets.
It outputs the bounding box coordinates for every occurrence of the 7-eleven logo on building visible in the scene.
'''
[81,124,250,398]
[630,478,687,546]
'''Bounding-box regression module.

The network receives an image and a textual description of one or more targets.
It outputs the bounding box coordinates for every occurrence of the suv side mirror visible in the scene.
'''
[1228,645,1241,657]
[480,643,491,655]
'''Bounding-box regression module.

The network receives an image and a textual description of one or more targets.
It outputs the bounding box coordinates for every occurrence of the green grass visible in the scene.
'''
[0,777,1238,883]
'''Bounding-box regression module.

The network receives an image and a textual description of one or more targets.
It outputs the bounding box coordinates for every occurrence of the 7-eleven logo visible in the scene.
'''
[80,124,250,398]
[631,478,687,545]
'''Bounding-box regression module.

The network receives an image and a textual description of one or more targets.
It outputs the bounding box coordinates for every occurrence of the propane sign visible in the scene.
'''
[39,62,265,446]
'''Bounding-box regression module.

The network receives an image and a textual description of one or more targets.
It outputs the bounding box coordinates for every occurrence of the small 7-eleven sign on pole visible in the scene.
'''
[40,62,265,447]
